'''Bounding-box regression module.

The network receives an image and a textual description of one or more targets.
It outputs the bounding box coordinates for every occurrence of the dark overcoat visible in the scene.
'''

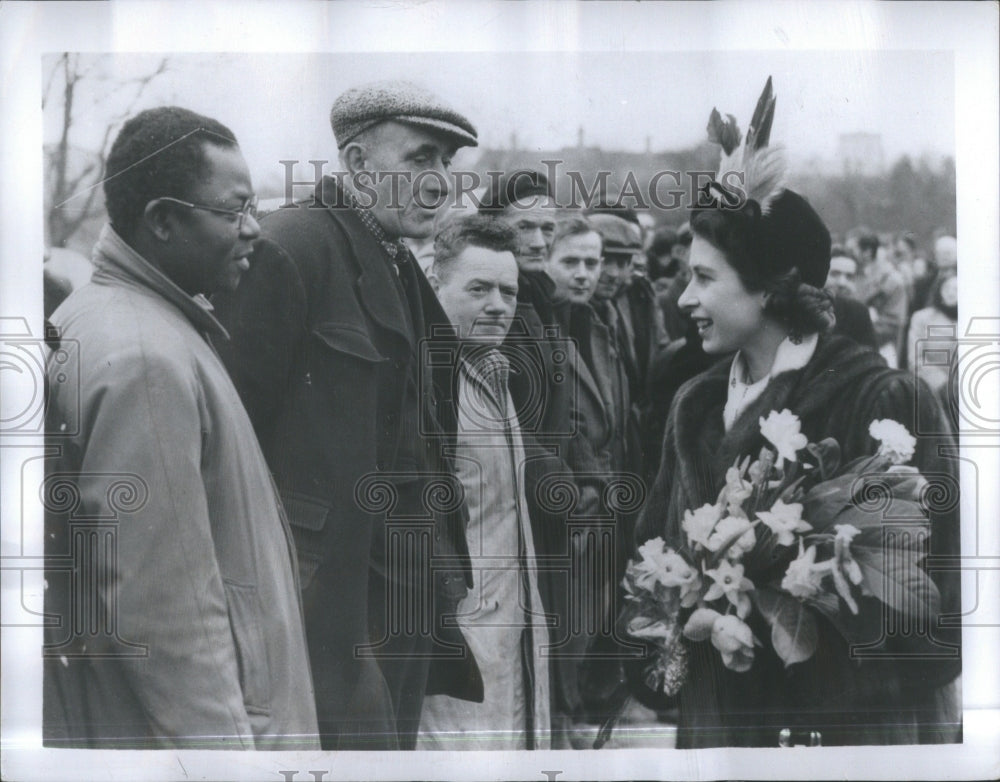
[212,177,479,749]
[634,334,962,747]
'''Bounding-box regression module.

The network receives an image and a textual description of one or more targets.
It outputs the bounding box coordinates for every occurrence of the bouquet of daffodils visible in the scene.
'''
[622,410,939,693]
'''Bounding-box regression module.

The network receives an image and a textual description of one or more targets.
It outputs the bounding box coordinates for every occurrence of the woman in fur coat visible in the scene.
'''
[633,184,962,748]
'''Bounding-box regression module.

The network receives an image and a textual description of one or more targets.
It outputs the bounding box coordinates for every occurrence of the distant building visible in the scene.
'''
[837,132,885,176]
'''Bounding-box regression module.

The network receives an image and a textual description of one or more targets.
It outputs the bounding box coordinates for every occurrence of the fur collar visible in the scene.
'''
[671,334,890,504]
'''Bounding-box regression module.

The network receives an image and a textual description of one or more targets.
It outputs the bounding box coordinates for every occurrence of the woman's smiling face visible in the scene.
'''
[678,235,768,355]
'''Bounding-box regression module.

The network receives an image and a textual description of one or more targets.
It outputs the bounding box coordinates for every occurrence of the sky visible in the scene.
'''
[43,48,955,191]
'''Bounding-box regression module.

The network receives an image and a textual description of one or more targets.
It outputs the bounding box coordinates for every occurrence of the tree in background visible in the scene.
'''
[43,54,169,251]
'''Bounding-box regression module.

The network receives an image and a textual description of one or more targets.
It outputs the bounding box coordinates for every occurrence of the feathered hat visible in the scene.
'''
[698,77,831,289]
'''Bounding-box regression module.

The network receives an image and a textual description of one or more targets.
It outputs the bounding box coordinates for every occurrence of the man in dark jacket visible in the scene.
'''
[586,208,665,482]
[825,245,878,351]
[478,171,572,450]
[544,217,647,736]
[212,80,481,750]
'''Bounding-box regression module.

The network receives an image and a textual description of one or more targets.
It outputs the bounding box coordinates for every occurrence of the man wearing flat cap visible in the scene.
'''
[213,80,482,750]
[587,208,666,385]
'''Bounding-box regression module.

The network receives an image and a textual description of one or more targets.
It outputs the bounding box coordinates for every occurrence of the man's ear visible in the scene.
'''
[342,142,367,178]
[142,199,174,241]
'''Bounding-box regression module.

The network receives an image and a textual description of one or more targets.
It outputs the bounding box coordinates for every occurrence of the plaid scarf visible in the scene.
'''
[463,345,511,421]
[342,185,410,263]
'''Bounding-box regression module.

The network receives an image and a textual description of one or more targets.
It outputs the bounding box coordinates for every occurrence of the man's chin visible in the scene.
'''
[222,272,245,292]
[404,224,436,241]
[401,210,441,240]
[465,331,507,346]
[517,256,546,273]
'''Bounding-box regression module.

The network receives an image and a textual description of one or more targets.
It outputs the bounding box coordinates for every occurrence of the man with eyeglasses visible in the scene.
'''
[43,107,319,749]
[212,81,483,750]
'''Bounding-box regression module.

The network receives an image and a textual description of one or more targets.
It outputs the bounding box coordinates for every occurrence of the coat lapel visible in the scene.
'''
[572,340,612,434]
[316,177,415,351]
[587,313,622,421]
[354,258,415,353]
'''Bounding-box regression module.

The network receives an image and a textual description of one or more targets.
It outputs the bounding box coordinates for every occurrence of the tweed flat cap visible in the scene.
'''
[587,213,643,254]
[330,80,478,149]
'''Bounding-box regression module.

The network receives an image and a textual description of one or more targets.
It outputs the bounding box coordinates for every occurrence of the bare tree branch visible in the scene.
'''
[45,54,171,247]
[41,54,67,111]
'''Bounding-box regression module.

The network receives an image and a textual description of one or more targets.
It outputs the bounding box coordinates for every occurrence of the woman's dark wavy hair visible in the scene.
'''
[690,192,836,339]
[104,106,238,241]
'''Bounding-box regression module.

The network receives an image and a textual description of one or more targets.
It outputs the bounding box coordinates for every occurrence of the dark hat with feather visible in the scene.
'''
[694,77,831,289]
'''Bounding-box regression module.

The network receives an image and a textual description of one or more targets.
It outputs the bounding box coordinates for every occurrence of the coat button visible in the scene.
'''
[375,461,385,472]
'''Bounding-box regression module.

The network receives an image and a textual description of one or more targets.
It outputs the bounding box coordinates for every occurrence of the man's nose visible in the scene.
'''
[240,212,262,240]
[484,289,508,313]
[423,161,450,198]
[528,227,546,249]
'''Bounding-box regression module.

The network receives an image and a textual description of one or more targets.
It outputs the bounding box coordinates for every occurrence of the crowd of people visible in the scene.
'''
[42,79,961,752]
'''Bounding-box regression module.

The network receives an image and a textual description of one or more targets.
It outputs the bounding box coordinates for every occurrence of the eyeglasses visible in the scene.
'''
[157,195,259,230]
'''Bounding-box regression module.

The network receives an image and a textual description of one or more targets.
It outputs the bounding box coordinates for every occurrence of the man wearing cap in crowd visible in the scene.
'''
[478,171,578,486]
[212,80,482,750]
[588,207,666,415]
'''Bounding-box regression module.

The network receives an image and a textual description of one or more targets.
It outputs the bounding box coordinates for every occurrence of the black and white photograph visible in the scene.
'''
[1,2,998,780]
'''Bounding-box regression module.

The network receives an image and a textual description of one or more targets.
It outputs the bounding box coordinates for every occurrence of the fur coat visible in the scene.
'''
[635,333,961,747]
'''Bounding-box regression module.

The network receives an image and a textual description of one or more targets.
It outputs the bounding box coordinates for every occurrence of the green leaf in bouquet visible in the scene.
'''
[805,590,840,617]
[740,521,786,574]
[852,544,942,619]
[804,590,874,648]
[753,587,819,667]
[802,475,857,531]
[802,452,895,518]
[803,437,842,481]
[777,473,810,504]
[850,473,929,521]
[830,498,929,538]
[873,466,930,506]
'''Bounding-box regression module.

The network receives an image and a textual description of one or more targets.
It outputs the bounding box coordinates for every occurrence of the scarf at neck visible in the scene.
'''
[723,332,818,431]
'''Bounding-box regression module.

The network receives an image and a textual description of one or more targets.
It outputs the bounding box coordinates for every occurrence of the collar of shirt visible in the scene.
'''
[342,186,410,263]
[723,332,818,431]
